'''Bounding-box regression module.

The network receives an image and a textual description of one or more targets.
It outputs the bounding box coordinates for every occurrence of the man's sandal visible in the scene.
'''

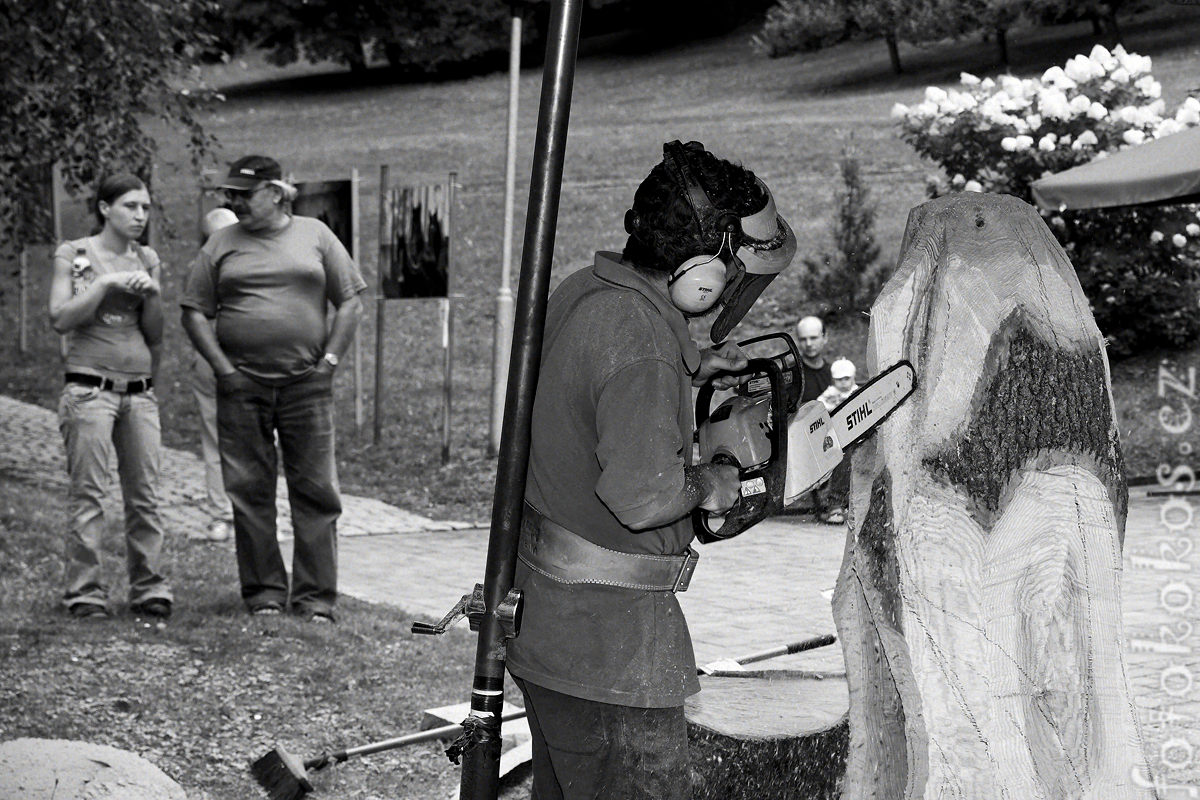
[69,603,109,620]
[131,599,172,619]
[249,601,284,617]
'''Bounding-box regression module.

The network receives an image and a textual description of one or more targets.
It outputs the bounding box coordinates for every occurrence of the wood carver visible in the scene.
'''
[833,192,1158,799]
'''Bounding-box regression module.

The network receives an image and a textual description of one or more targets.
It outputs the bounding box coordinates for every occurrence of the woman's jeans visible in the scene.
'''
[58,384,172,609]
[216,370,340,613]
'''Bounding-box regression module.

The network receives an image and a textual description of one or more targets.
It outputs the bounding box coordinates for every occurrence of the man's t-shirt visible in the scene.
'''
[508,252,703,709]
[800,360,833,404]
[180,216,366,382]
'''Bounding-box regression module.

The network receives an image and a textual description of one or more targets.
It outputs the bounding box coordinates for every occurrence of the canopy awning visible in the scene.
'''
[1031,126,1200,212]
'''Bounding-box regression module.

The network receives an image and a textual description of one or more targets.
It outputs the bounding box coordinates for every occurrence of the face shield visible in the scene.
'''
[708,182,797,343]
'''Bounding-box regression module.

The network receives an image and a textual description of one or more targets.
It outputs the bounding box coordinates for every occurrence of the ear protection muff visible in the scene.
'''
[661,141,743,314]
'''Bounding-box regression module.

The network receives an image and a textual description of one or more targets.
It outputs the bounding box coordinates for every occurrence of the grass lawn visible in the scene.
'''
[3,4,1198,522]
[0,476,494,800]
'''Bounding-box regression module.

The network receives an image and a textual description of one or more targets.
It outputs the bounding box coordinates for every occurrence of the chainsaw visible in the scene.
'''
[693,332,915,543]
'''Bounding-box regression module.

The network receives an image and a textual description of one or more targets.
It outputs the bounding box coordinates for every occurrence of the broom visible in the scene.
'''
[251,634,837,799]
[251,708,528,800]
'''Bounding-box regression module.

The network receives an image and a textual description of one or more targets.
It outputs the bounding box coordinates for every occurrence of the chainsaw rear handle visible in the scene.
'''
[692,355,788,543]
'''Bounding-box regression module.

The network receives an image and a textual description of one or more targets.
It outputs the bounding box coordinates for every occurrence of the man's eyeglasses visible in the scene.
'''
[223,185,267,201]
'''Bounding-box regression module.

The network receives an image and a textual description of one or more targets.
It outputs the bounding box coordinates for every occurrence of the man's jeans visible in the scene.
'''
[216,369,340,613]
[57,384,172,608]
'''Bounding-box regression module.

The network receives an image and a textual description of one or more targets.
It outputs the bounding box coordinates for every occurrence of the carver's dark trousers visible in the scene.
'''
[514,677,691,800]
[217,369,340,614]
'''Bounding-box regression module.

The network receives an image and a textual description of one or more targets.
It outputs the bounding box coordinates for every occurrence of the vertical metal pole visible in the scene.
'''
[460,1,583,798]
[489,12,523,458]
[351,167,364,433]
[374,165,391,445]
[18,248,28,354]
[442,173,456,464]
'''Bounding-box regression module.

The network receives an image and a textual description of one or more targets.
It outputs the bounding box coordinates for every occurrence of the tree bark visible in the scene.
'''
[832,193,1157,799]
[995,26,1009,67]
[885,33,902,74]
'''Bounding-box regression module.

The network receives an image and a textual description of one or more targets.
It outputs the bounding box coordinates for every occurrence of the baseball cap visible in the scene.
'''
[831,358,856,380]
[218,155,282,191]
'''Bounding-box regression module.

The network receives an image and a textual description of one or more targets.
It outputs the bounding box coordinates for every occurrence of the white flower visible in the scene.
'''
[891,102,910,119]
[1173,233,1188,247]
[1136,75,1162,98]
[1155,118,1185,138]
[980,77,995,90]
[1059,133,1073,145]
[1038,133,1058,151]
[1177,106,1200,126]
[1001,136,1018,151]
[1151,230,1165,243]
[964,180,983,192]
[1014,135,1034,150]
[1187,223,1200,236]
[1026,113,1043,130]
[1110,67,1131,84]
[1068,95,1092,115]
[924,86,948,104]
[915,100,939,117]
[951,173,966,187]
[1088,44,1117,71]
[960,72,981,86]
[1087,102,1108,120]
[1075,129,1098,147]
[1064,54,1104,83]
[1039,87,1072,119]
[1123,129,1146,146]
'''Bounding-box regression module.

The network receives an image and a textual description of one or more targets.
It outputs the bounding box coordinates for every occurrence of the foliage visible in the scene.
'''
[892,44,1200,356]
[753,0,853,58]
[800,152,886,320]
[0,0,219,256]
[756,0,971,72]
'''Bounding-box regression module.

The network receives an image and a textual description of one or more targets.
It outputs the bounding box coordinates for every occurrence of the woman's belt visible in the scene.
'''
[65,372,152,394]
[519,503,698,592]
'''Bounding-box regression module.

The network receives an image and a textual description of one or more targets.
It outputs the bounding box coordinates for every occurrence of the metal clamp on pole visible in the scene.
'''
[411,584,523,639]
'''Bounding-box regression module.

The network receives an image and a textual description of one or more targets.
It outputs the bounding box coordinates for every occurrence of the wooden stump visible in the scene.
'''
[832,193,1157,799]
[686,671,849,800]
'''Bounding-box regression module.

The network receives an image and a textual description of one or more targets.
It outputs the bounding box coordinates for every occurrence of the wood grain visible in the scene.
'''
[833,193,1157,799]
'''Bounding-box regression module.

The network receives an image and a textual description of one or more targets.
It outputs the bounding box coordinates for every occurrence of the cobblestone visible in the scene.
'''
[3,394,1196,789]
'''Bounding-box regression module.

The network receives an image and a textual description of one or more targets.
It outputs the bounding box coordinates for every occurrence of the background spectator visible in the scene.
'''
[187,206,239,543]
[48,173,173,620]
[180,155,366,623]
[818,357,858,411]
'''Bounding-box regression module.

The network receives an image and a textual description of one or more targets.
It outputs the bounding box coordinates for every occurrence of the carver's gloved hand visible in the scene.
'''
[693,341,749,389]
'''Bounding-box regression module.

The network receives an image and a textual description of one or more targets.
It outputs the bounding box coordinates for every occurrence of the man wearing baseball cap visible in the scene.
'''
[181,155,366,622]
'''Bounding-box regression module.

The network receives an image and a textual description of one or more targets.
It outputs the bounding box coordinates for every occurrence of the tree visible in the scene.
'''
[0,0,217,255]
[800,151,886,320]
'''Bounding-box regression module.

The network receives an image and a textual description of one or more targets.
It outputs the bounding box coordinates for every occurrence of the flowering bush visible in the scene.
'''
[892,45,1200,356]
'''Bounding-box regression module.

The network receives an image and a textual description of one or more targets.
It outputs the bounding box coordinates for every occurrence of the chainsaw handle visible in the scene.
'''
[693,356,788,544]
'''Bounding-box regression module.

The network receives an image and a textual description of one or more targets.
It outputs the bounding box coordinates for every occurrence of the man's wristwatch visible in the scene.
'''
[322,352,340,368]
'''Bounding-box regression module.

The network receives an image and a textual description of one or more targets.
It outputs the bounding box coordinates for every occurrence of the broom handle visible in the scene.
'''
[306,634,838,770]
[732,633,837,666]
[307,708,529,768]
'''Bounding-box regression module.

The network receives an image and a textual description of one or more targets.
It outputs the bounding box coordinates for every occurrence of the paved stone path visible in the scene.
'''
[2,395,1196,790]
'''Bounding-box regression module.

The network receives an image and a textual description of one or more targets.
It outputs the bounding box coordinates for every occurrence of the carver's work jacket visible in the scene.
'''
[507,252,704,708]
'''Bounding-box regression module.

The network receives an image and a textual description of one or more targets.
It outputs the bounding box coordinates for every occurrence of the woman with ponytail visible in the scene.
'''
[48,172,173,620]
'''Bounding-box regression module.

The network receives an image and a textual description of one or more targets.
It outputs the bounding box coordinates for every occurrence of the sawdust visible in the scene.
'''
[0,738,187,800]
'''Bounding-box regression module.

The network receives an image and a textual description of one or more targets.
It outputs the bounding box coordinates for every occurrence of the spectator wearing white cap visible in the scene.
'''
[187,207,239,543]
[817,358,858,411]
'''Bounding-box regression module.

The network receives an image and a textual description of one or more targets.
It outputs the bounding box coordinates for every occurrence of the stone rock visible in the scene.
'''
[0,738,187,800]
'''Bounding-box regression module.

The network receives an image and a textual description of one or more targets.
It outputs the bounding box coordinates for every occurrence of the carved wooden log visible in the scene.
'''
[685,671,849,799]
[832,193,1157,799]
